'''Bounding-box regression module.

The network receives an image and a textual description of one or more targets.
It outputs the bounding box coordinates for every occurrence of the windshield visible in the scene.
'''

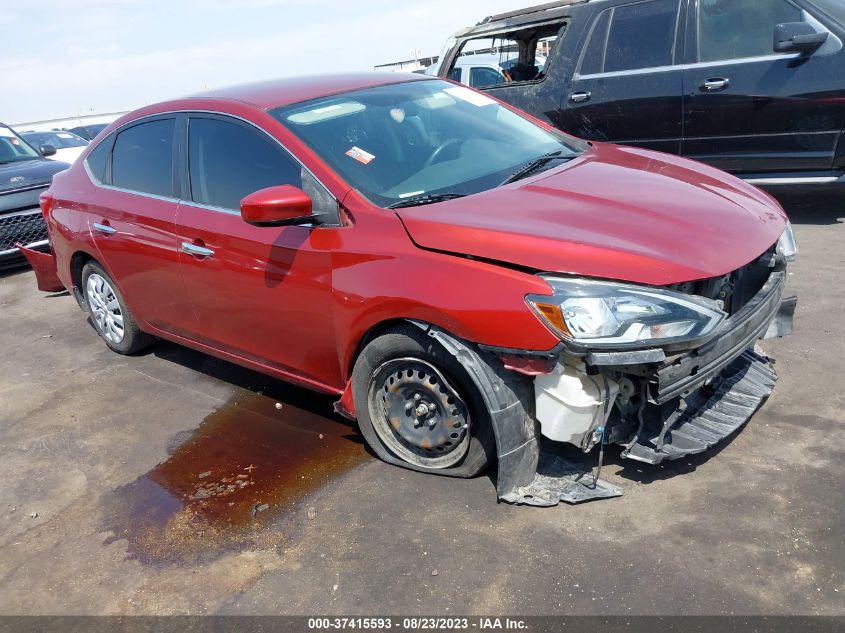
[22,131,88,149]
[272,79,585,207]
[0,125,41,163]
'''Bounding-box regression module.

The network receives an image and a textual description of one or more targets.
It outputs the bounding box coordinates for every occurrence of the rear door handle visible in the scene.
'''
[700,78,730,92]
[181,241,215,258]
[93,222,116,235]
[569,91,592,103]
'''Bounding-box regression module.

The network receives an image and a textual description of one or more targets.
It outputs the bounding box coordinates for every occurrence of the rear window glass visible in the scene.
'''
[111,119,175,197]
[604,0,678,72]
[85,137,111,183]
[579,9,611,74]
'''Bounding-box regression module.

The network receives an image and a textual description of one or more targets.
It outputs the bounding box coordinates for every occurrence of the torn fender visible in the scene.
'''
[410,321,540,502]
[15,243,64,293]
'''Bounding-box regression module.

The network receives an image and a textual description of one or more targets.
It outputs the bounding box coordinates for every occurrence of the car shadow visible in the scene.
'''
[770,186,844,225]
[150,340,355,428]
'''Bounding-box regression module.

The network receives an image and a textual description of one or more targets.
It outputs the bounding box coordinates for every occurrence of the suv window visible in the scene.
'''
[698,0,802,62]
[187,116,342,220]
[579,9,611,75]
[448,22,562,88]
[599,0,679,73]
[111,119,175,197]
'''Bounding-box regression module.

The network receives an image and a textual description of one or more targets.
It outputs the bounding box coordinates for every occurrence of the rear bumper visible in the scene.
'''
[16,243,64,292]
[654,271,793,404]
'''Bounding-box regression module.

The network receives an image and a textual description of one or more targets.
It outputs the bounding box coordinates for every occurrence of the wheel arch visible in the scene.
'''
[70,250,96,292]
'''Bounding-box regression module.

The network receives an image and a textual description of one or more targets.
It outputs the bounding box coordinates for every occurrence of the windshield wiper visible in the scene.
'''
[387,193,467,209]
[499,150,570,186]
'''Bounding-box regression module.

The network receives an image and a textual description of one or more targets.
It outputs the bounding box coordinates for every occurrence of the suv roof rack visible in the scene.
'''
[479,0,589,24]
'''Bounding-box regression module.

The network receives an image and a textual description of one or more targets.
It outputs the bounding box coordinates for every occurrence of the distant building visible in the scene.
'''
[374,52,438,74]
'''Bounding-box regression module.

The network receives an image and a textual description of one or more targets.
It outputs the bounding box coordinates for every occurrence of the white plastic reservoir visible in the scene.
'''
[534,362,620,446]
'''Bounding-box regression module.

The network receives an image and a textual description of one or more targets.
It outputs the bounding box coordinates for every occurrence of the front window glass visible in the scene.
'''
[22,131,88,149]
[188,117,302,211]
[698,0,802,62]
[272,79,585,207]
[0,126,41,163]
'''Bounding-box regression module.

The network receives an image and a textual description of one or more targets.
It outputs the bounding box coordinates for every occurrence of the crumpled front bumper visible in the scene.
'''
[494,266,797,506]
[653,271,794,404]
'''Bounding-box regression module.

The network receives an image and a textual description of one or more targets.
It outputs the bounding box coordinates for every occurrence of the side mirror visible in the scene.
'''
[774,22,828,54]
[40,144,57,157]
[240,185,315,227]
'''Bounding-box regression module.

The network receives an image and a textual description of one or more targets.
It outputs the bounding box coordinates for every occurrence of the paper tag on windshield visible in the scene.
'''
[444,86,496,107]
[345,146,375,164]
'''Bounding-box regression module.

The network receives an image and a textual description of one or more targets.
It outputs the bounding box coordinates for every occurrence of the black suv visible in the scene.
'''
[0,123,69,268]
[434,0,845,187]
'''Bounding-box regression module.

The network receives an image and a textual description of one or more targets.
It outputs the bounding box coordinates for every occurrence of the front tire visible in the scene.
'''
[352,325,496,478]
[81,261,153,355]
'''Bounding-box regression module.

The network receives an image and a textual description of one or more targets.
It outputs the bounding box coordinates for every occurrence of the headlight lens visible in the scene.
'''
[776,222,797,262]
[527,277,727,348]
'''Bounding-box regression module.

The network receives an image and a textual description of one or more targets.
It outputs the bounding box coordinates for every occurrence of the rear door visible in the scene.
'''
[559,0,686,154]
[174,113,342,388]
[87,116,194,336]
[681,0,844,175]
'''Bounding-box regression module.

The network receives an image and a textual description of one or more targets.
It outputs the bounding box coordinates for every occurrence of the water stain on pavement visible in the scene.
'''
[101,389,368,565]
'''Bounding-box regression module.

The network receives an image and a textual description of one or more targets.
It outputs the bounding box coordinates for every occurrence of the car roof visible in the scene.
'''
[186,72,433,110]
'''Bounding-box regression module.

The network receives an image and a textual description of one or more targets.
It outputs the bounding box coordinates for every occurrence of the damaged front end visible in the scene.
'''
[492,225,797,506]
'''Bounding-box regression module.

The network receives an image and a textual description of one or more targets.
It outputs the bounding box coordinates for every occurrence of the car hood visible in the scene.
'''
[0,158,69,194]
[395,144,787,285]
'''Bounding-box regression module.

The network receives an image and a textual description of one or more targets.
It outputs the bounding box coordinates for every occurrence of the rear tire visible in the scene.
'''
[81,261,153,355]
[352,325,496,478]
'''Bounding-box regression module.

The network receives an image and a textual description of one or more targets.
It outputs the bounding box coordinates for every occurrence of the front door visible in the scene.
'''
[558,0,685,154]
[681,0,844,174]
[174,114,342,389]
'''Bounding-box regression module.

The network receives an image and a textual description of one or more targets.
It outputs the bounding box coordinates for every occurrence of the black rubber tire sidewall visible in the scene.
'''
[352,325,496,478]
[81,261,152,355]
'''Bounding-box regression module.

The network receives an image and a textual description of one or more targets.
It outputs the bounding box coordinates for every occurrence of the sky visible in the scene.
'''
[2,0,523,124]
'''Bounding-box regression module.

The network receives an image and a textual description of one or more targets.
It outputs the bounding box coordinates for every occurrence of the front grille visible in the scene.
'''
[0,208,48,254]
[666,246,777,316]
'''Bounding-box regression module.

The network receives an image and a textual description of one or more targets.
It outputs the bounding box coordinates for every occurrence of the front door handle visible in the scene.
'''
[181,242,215,258]
[569,91,592,103]
[93,222,116,235]
[700,78,730,92]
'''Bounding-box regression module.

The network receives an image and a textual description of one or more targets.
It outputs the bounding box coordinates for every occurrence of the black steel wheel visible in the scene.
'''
[352,324,496,478]
[369,358,470,468]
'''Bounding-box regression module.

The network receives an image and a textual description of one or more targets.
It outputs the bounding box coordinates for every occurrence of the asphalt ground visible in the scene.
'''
[0,188,843,616]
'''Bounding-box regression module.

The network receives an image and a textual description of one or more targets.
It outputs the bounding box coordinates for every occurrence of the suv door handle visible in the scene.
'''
[181,241,215,258]
[93,222,116,235]
[569,91,592,103]
[700,78,730,92]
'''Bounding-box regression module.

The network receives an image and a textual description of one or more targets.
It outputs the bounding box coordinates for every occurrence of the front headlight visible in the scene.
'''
[776,222,797,262]
[527,277,727,349]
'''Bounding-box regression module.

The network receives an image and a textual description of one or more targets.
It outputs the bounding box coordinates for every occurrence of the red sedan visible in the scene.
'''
[23,73,797,505]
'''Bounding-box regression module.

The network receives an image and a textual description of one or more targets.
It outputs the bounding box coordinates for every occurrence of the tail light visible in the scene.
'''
[39,191,55,220]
